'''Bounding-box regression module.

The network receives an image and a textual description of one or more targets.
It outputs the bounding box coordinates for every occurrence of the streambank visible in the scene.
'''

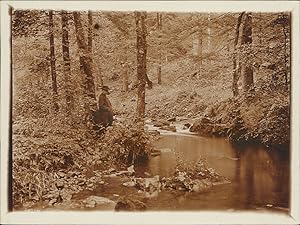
[190,88,290,151]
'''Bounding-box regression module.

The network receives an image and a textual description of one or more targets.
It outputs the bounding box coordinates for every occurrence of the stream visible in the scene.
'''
[137,131,289,211]
[27,123,290,212]
[76,124,289,212]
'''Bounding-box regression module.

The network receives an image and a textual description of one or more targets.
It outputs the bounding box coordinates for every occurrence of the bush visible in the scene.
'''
[161,158,226,192]
[100,123,152,165]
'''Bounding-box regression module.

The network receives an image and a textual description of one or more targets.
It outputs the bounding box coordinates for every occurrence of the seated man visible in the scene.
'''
[92,86,113,128]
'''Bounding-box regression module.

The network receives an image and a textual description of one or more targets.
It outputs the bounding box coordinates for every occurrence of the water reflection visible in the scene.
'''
[145,134,289,210]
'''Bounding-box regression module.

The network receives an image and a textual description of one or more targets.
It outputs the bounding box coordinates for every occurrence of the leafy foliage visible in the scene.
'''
[12,10,46,37]
[100,123,152,165]
[161,158,226,192]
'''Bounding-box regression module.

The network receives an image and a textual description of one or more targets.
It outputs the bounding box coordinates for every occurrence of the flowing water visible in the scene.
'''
[78,128,289,212]
[135,132,290,211]
[27,126,290,212]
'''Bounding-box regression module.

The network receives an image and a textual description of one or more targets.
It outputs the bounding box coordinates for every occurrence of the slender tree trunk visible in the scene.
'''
[73,11,97,127]
[207,14,212,64]
[197,15,203,70]
[73,11,96,113]
[49,10,59,112]
[88,10,93,54]
[61,10,74,113]
[283,25,289,84]
[258,13,263,47]
[241,13,254,93]
[207,14,212,55]
[159,13,162,28]
[87,10,96,94]
[232,58,239,97]
[198,30,203,65]
[156,13,160,29]
[157,66,161,84]
[157,13,162,84]
[232,12,245,97]
[135,11,147,120]
[156,12,162,29]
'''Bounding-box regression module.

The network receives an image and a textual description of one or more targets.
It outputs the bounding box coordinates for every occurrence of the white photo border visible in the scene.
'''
[1,1,299,224]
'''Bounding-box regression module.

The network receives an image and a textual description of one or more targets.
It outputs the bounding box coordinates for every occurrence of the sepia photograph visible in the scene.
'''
[1,1,300,224]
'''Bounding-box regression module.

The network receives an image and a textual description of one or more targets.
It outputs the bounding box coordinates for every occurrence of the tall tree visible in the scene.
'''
[135,11,147,120]
[61,10,74,113]
[232,12,245,97]
[157,12,162,84]
[106,12,152,89]
[48,10,59,112]
[207,14,212,54]
[241,13,254,93]
[73,11,96,112]
[197,29,203,65]
[88,10,93,54]
[197,15,204,71]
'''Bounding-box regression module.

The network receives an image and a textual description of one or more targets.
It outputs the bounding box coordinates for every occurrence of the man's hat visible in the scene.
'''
[101,86,110,93]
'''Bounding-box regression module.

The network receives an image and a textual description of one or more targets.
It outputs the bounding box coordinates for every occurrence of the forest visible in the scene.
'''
[11,9,290,211]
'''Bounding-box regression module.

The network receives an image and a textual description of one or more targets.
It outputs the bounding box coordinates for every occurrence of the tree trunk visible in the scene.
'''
[197,15,203,70]
[232,58,239,97]
[159,13,162,28]
[232,12,245,97]
[207,14,211,53]
[49,10,59,112]
[157,66,161,84]
[61,10,74,113]
[283,23,290,85]
[241,13,254,93]
[157,13,162,85]
[73,12,97,125]
[88,10,93,54]
[73,11,96,100]
[135,11,147,120]
[258,13,263,46]
[156,13,160,29]
[198,30,203,65]
[87,10,95,94]
[207,14,212,64]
